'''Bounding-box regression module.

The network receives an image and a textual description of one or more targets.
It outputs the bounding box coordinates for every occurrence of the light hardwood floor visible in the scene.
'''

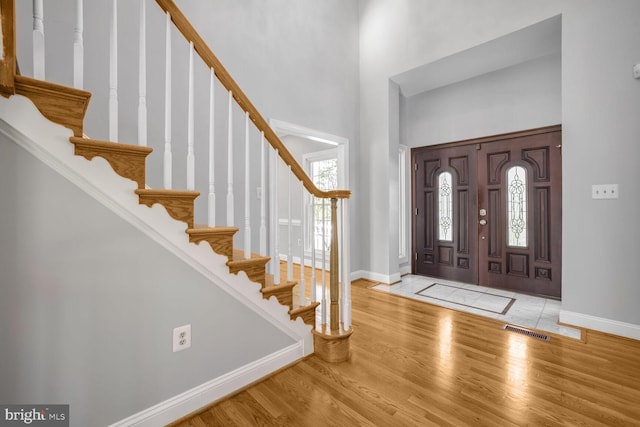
[172,274,640,426]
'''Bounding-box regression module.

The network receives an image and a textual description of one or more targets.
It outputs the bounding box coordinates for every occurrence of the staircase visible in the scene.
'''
[0,0,352,365]
[7,74,321,330]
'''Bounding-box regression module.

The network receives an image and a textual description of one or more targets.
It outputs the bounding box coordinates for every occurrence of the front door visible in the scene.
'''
[412,127,562,298]
[414,144,478,284]
[477,131,562,298]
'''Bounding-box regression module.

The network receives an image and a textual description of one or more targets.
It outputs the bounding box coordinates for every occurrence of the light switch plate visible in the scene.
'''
[592,184,619,199]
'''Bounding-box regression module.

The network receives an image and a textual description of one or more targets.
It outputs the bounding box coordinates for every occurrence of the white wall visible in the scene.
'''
[358,0,640,338]
[0,132,295,425]
[401,52,561,148]
[560,1,640,334]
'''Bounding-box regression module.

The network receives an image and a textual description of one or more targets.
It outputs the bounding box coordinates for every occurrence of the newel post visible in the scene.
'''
[0,0,17,97]
[313,195,353,363]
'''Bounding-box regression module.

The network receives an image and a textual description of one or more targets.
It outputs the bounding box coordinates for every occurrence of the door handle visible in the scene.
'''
[479,219,487,226]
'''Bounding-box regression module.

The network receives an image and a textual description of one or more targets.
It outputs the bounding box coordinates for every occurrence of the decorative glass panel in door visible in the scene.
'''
[438,172,453,242]
[507,166,527,247]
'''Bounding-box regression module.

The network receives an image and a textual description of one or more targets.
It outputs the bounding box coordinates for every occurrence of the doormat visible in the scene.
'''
[416,283,516,315]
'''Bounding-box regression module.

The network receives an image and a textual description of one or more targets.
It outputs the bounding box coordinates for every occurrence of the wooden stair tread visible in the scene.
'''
[289,301,320,316]
[230,248,270,261]
[260,280,296,310]
[14,75,91,137]
[186,227,238,259]
[70,136,153,155]
[70,137,153,189]
[264,274,297,288]
[227,250,269,287]
[134,189,200,197]
[134,189,199,228]
[261,281,297,294]
[192,224,239,231]
[289,301,320,328]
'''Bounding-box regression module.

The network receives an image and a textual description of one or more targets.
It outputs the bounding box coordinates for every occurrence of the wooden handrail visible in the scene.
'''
[0,0,17,97]
[155,0,350,200]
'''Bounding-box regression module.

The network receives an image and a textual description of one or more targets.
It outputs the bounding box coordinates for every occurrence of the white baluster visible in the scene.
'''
[299,183,306,307]
[227,90,234,226]
[73,0,83,89]
[109,0,118,141]
[137,0,147,147]
[287,166,293,281]
[163,12,172,189]
[321,198,327,326]
[186,41,195,190]
[341,198,351,330]
[310,195,317,302]
[259,131,267,255]
[32,0,45,79]
[208,68,215,226]
[244,112,251,259]
[273,150,280,285]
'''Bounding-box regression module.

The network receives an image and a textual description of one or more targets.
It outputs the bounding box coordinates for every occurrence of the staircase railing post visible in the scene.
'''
[244,111,251,259]
[226,90,234,226]
[207,67,215,225]
[0,0,17,96]
[73,0,83,89]
[259,131,267,255]
[163,11,172,188]
[186,41,195,190]
[109,0,118,141]
[330,197,339,331]
[341,198,351,330]
[137,0,147,146]
[32,0,45,79]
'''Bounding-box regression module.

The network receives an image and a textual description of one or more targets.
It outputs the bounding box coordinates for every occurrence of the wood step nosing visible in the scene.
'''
[70,136,153,155]
[14,75,92,100]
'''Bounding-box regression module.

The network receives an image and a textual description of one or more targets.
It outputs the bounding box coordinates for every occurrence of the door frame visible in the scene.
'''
[411,124,562,285]
[268,118,350,275]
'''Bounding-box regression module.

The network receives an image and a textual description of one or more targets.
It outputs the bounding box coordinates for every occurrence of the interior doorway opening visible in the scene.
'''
[268,119,349,272]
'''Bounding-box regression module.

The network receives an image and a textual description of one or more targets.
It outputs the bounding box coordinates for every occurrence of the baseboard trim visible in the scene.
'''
[351,270,401,285]
[399,264,411,276]
[559,310,640,341]
[108,343,304,427]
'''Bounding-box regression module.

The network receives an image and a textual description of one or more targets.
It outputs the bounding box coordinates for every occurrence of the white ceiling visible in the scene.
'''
[392,15,561,97]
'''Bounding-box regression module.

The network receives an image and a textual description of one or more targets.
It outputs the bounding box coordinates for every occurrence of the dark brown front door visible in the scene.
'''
[414,144,478,284]
[477,131,562,298]
[412,127,562,299]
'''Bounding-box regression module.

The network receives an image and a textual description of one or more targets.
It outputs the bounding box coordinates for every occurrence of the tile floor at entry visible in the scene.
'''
[372,274,582,340]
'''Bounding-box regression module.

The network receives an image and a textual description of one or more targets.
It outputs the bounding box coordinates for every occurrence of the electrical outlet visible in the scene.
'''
[592,184,619,200]
[172,324,191,352]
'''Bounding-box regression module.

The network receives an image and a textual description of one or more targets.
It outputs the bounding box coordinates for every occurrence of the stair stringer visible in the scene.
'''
[0,94,313,356]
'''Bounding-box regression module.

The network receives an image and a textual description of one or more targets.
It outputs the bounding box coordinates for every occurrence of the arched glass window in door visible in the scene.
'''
[507,166,527,247]
[438,171,453,241]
